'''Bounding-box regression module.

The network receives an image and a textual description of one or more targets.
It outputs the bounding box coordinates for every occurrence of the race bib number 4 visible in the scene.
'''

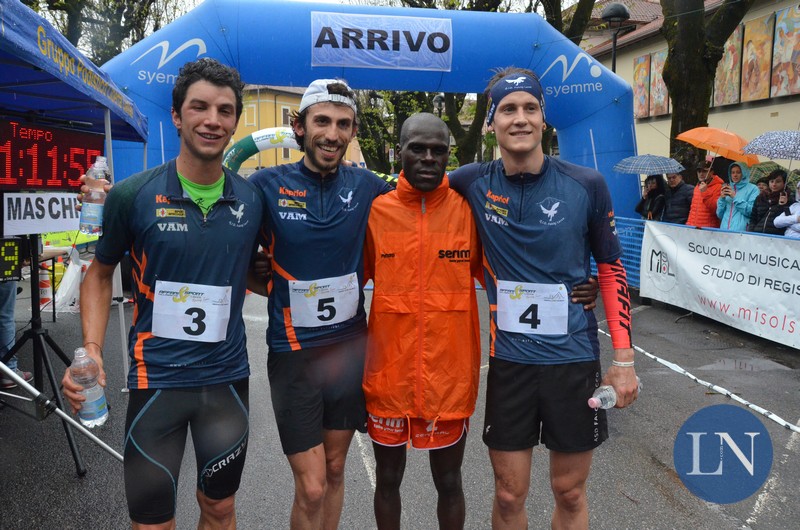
[289,273,359,328]
[496,280,568,335]
[152,281,232,342]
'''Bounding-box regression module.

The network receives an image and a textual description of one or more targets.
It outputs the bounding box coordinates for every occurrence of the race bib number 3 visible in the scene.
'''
[152,281,232,342]
[289,273,359,328]
[496,280,568,335]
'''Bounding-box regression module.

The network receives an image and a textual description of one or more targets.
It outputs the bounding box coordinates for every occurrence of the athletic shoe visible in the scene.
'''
[0,368,34,389]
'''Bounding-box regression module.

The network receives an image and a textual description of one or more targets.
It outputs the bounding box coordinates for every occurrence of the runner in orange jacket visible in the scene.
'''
[363,113,482,529]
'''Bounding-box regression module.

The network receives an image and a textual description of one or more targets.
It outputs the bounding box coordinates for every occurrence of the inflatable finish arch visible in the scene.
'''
[104,0,639,215]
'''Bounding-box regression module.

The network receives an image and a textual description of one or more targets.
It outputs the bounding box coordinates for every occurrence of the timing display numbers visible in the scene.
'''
[0,238,23,281]
[0,121,104,191]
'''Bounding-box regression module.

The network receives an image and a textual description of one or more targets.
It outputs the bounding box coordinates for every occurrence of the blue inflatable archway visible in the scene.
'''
[104,0,638,214]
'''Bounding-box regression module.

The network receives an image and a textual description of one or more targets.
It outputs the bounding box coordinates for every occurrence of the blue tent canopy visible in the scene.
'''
[0,0,147,142]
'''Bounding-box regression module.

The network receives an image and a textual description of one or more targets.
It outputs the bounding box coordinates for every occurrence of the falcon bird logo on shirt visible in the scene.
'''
[228,202,249,228]
[537,197,566,226]
[338,187,359,211]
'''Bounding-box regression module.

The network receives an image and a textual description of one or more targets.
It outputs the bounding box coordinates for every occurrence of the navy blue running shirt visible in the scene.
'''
[449,157,623,365]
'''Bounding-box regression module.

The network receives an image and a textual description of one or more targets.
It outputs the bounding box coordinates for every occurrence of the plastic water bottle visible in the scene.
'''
[79,156,109,236]
[588,377,642,409]
[70,347,108,427]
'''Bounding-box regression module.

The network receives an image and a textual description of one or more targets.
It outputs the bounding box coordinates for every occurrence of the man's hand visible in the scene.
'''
[698,181,708,193]
[246,248,272,296]
[61,345,106,415]
[571,276,599,310]
[76,174,112,212]
[603,348,638,408]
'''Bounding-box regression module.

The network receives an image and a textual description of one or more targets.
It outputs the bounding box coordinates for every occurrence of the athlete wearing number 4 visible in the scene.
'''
[63,59,263,529]
[449,67,637,530]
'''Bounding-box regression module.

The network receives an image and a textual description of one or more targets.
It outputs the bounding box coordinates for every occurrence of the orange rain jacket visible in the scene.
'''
[363,173,483,421]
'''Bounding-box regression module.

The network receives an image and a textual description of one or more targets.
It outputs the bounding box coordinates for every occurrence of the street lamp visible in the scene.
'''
[433,93,445,117]
[601,2,631,73]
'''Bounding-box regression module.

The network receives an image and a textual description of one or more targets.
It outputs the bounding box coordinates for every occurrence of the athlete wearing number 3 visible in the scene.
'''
[62,59,264,529]
[449,67,638,530]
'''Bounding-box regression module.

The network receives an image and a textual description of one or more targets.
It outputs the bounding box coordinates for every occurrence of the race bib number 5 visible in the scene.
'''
[289,273,359,328]
[496,280,568,335]
[152,281,231,342]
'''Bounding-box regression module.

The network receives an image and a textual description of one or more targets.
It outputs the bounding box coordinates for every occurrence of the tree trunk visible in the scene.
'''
[661,0,755,174]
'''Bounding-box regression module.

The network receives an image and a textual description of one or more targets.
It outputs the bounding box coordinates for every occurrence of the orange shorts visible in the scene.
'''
[367,414,468,450]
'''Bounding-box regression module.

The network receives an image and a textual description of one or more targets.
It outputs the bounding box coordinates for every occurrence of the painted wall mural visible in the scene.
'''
[771,6,800,97]
[714,24,743,106]
[649,50,669,116]
[741,13,775,103]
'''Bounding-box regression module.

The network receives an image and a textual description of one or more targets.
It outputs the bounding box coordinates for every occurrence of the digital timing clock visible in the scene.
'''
[0,121,104,191]
[0,238,23,281]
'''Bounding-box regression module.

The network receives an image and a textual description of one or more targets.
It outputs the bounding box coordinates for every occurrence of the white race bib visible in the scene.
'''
[496,280,569,335]
[152,281,231,342]
[288,273,359,328]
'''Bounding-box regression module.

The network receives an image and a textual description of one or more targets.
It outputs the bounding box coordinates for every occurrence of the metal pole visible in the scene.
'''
[0,356,124,462]
[611,30,619,73]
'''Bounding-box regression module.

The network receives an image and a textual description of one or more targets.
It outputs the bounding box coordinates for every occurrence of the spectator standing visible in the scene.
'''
[755,176,770,193]
[634,174,667,220]
[716,162,758,231]
[0,281,32,389]
[773,187,800,238]
[686,160,723,228]
[749,170,795,234]
[661,170,694,224]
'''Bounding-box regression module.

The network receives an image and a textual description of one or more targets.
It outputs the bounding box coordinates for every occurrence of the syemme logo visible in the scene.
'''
[540,53,604,99]
[133,38,207,86]
[673,404,772,504]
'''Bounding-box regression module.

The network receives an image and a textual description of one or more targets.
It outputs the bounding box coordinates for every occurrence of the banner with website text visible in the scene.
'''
[640,222,799,348]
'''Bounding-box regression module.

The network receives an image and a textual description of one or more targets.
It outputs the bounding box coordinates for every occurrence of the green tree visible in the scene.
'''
[660,0,755,171]
[356,1,598,169]
[21,0,195,65]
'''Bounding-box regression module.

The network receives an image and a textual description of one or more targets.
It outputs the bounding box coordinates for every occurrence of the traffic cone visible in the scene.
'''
[39,264,52,310]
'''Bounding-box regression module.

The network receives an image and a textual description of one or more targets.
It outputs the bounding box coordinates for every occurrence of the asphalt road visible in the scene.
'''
[1,279,798,529]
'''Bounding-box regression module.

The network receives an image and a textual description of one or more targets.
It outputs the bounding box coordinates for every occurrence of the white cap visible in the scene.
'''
[299,79,357,114]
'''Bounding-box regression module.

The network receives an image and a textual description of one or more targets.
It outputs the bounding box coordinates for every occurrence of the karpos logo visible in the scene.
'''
[133,38,207,85]
[540,53,604,99]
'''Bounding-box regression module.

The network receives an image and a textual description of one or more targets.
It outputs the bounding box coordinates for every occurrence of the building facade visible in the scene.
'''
[588,0,800,167]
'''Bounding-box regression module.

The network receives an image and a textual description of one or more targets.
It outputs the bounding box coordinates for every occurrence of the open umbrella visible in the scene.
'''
[676,127,759,165]
[743,130,800,161]
[613,154,685,175]
[748,161,787,184]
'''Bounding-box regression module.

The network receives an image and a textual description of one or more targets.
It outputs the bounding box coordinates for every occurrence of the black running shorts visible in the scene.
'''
[123,379,249,524]
[268,331,368,455]
[483,358,607,452]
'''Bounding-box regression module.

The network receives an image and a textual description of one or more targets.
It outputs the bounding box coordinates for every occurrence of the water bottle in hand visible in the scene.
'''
[79,156,109,236]
[70,347,108,427]
[588,377,641,409]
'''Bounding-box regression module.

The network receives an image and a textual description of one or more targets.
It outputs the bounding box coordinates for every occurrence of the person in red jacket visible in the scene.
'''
[363,113,482,529]
[686,160,724,228]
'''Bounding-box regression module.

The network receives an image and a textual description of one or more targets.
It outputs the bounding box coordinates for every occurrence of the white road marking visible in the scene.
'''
[746,419,800,526]
[355,431,376,490]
